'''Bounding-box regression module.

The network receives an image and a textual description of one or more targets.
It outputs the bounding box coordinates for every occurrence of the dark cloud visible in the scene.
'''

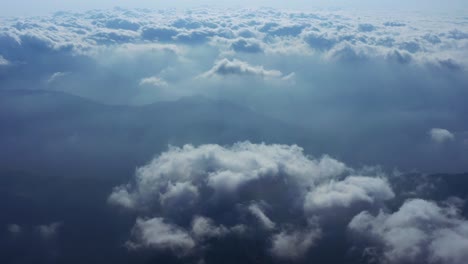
[268,24,307,37]
[230,38,263,53]
[174,30,215,44]
[386,50,412,64]
[141,27,179,41]
[383,22,406,27]
[437,58,463,71]
[304,33,337,51]
[447,29,468,40]
[358,23,376,32]
[105,18,140,31]
[399,41,421,53]
[422,34,442,44]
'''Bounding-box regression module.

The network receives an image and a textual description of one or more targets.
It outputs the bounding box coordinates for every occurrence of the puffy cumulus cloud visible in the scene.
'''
[108,142,348,210]
[349,199,468,264]
[109,142,397,260]
[429,128,455,144]
[201,58,284,79]
[304,176,394,212]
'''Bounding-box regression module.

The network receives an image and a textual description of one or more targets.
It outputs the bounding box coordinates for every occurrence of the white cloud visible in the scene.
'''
[429,128,455,143]
[270,226,322,260]
[0,7,466,69]
[108,185,136,209]
[304,176,394,212]
[349,199,468,264]
[127,217,195,255]
[108,142,397,258]
[191,216,229,240]
[0,55,9,65]
[47,71,70,84]
[109,142,348,211]
[139,76,169,88]
[201,58,283,79]
[248,203,276,230]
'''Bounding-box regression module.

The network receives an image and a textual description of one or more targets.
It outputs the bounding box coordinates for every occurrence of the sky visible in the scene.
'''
[2,0,468,16]
[1,1,468,264]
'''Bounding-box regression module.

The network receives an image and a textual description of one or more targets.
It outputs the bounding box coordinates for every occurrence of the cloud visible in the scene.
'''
[304,176,394,212]
[141,27,179,41]
[268,24,307,37]
[248,203,276,230]
[0,7,466,172]
[7,224,22,234]
[0,55,9,65]
[349,199,468,264]
[109,142,348,210]
[36,222,62,240]
[139,76,169,88]
[47,71,70,84]
[429,128,455,143]
[191,216,233,240]
[201,58,283,79]
[358,24,376,32]
[383,22,406,27]
[270,226,322,260]
[127,215,245,257]
[2,6,468,264]
[230,38,263,53]
[105,18,140,31]
[127,217,195,255]
[303,32,337,51]
[399,41,421,54]
[109,142,397,260]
